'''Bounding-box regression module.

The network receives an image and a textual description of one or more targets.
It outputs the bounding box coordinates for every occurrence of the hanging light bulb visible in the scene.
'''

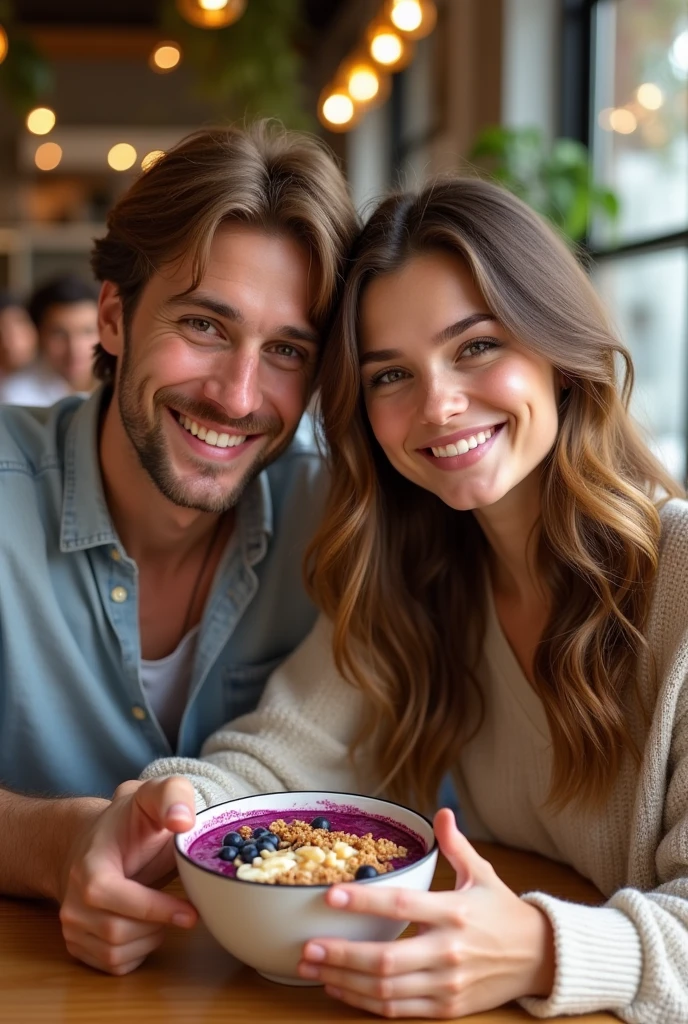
[367,19,414,72]
[0,25,8,65]
[386,0,437,40]
[150,41,182,73]
[318,87,358,132]
[176,0,246,29]
[339,53,391,112]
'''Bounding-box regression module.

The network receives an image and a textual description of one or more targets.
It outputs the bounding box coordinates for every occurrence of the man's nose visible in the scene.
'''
[203,349,262,419]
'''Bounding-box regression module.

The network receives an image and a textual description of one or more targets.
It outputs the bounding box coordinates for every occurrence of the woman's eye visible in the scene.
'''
[369,368,408,387]
[461,338,499,358]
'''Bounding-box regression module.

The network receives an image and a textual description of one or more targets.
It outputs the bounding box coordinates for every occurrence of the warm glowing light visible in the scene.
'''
[108,143,137,171]
[387,0,436,39]
[35,142,62,171]
[141,150,165,171]
[0,25,8,65]
[322,93,355,126]
[370,30,403,65]
[150,42,181,72]
[26,107,56,135]
[176,0,246,29]
[636,82,664,110]
[348,65,380,102]
[609,108,637,134]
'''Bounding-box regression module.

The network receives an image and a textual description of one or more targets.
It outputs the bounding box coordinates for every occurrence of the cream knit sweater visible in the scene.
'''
[142,499,688,1023]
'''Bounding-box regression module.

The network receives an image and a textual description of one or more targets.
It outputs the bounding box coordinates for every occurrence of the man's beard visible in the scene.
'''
[117,337,294,513]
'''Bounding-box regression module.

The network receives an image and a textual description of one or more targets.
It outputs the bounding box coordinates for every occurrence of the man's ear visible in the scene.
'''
[98,281,124,358]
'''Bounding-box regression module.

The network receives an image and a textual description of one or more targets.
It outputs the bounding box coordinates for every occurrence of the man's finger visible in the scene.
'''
[78,873,197,926]
[132,777,196,833]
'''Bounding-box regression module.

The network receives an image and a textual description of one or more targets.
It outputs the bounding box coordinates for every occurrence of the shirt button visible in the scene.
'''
[110,548,121,562]
[131,705,147,721]
[111,586,128,603]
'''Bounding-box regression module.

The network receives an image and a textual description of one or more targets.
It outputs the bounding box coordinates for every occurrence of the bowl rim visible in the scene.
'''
[174,789,439,889]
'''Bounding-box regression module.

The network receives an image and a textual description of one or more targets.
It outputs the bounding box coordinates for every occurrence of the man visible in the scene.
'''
[0,274,99,406]
[0,122,357,968]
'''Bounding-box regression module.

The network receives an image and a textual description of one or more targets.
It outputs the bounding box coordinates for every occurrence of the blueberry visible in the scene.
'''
[218,845,238,861]
[252,827,271,839]
[263,832,280,846]
[256,838,278,854]
[223,831,244,847]
[310,816,331,831]
[355,865,379,880]
[240,843,259,863]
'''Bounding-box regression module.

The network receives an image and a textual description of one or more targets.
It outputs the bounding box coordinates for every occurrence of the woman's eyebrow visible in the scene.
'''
[360,312,496,367]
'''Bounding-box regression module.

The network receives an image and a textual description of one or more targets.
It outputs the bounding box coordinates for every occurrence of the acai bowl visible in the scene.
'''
[174,791,438,984]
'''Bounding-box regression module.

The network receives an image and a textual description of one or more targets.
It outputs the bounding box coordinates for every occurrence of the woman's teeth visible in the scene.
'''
[179,415,246,449]
[431,427,494,458]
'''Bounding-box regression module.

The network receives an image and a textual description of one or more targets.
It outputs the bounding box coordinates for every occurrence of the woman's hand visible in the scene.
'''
[297,808,555,1019]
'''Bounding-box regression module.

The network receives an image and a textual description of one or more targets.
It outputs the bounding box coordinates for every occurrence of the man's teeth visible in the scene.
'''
[431,427,494,458]
[179,415,246,448]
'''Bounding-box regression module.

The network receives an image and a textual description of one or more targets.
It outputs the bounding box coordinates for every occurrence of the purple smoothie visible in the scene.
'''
[188,807,427,881]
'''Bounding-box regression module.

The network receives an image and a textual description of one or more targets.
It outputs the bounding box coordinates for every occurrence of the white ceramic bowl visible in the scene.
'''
[174,790,438,985]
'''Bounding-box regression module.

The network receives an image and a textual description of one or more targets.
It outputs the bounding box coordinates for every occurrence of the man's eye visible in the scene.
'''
[185,318,217,335]
[271,344,303,360]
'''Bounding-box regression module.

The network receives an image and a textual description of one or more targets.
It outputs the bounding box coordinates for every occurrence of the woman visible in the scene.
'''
[143,178,688,1021]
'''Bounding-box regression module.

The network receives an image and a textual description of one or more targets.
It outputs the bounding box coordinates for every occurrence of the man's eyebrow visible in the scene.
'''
[166,292,245,324]
[359,312,497,367]
[166,291,319,345]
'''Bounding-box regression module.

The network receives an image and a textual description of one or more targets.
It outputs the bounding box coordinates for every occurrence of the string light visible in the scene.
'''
[176,0,246,29]
[35,142,62,171]
[150,42,181,73]
[318,89,356,132]
[26,107,56,135]
[636,83,664,111]
[609,108,637,134]
[141,150,165,172]
[108,143,137,171]
[367,21,413,72]
[0,25,7,65]
[387,0,437,40]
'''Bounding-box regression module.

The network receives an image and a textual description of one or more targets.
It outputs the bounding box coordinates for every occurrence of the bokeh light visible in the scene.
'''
[26,107,56,136]
[150,42,181,73]
[35,142,62,171]
[108,143,138,171]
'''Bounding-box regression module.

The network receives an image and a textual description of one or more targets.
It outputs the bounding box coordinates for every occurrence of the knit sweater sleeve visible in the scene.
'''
[519,642,688,1020]
[140,615,368,811]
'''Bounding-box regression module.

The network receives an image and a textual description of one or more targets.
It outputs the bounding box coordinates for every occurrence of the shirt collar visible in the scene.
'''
[60,387,117,553]
[60,386,275,559]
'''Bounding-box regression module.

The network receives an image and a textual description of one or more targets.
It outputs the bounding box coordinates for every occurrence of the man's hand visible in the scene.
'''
[58,776,199,975]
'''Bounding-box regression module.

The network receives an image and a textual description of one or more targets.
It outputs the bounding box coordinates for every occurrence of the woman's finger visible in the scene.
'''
[301,930,449,977]
[325,881,464,928]
[325,984,439,1020]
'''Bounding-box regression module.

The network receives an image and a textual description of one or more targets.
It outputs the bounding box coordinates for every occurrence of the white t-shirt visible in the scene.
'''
[140,626,200,748]
[0,362,71,407]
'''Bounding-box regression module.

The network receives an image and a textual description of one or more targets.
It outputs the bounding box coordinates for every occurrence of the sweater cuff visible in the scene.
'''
[518,893,642,1018]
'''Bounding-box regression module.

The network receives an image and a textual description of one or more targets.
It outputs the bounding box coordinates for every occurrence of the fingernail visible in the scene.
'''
[305,943,326,962]
[299,963,320,979]
[329,888,350,907]
[172,912,195,927]
[167,803,192,820]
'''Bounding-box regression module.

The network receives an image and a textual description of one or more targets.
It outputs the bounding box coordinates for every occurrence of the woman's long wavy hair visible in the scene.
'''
[306,177,683,814]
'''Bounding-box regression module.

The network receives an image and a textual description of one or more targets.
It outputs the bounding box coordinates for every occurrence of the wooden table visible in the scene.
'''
[0,843,616,1023]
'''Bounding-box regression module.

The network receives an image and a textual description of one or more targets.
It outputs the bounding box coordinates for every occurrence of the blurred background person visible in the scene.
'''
[0,291,38,391]
[0,274,98,405]
[28,273,99,393]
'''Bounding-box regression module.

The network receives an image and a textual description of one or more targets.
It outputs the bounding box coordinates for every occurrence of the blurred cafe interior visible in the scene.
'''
[0,0,686,477]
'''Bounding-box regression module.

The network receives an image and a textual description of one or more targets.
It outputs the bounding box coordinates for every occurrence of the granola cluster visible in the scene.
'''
[227,817,408,886]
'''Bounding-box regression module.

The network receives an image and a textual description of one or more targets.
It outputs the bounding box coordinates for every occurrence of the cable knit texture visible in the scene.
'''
[142,499,688,1023]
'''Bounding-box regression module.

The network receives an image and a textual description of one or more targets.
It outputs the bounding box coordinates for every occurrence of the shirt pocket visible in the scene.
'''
[222,654,286,722]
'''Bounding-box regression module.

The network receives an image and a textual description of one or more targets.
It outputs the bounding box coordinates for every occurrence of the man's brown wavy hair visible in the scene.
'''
[307,177,683,813]
[91,120,358,381]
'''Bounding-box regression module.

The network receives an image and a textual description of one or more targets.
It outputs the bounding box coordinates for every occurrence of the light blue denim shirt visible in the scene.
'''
[0,390,325,798]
